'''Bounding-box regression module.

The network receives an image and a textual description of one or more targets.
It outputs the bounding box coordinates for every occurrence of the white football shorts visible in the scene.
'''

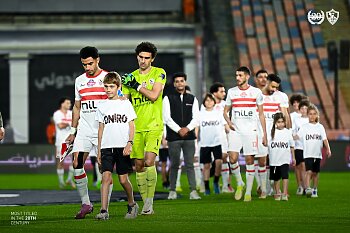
[220,132,229,154]
[72,134,98,157]
[227,130,258,156]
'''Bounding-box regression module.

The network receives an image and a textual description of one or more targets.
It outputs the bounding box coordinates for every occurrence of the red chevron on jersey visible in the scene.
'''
[262,91,289,131]
[81,95,108,101]
[79,87,105,94]
[225,85,263,134]
[74,70,108,137]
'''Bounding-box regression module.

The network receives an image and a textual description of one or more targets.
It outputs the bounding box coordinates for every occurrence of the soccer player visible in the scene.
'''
[53,97,75,188]
[121,42,166,214]
[209,82,234,193]
[66,46,112,219]
[292,100,310,195]
[296,104,331,198]
[254,69,268,90]
[95,72,138,220]
[259,74,290,197]
[268,113,296,201]
[223,66,267,202]
[253,69,268,196]
[199,93,226,194]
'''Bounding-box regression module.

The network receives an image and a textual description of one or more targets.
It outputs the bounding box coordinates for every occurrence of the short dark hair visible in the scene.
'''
[58,97,71,108]
[172,72,187,82]
[267,73,281,84]
[209,82,225,94]
[255,69,268,77]
[236,66,251,76]
[202,93,216,107]
[80,46,99,59]
[135,42,157,58]
[299,99,310,109]
[289,93,308,105]
[104,72,121,87]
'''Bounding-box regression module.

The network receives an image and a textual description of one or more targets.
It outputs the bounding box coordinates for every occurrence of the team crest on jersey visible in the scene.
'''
[87,79,96,87]
[99,79,103,85]
[149,79,155,85]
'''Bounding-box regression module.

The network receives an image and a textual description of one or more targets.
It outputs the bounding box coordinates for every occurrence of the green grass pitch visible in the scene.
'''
[0,172,349,233]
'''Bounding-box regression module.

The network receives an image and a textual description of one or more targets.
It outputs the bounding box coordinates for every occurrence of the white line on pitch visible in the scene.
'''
[0,194,20,198]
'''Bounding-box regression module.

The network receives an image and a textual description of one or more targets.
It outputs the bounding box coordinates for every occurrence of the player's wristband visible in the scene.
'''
[70,127,77,135]
[136,85,142,92]
[127,140,134,145]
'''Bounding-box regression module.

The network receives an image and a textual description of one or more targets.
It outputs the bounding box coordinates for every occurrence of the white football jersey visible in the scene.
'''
[214,100,229,150]
[268,128,295,166]
[290,111,301,125]
[96,99,137,149]
[277,90,289,106]
[214,100,226,112]
[200,100,225,112]
[292,116,309,149]
[53,110,72,146]
[297,122,327,159]
[262,91,289,132]
[226,85,263,134]
[75,70,108,137]
[199,109,226,147]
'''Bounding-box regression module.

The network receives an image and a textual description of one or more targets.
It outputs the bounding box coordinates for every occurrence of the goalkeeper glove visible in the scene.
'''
[121,73,141,91]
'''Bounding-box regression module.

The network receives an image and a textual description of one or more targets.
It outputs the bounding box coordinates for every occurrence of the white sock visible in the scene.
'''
[74,168,90,205]
[230,162,243,186]
[245,164,255,195]
[221,163,229,188]
[266,166,271,193]
[107,180,113,211]
[254,160,260,187]
[145,197,154,208]
[258,166,267,193]
[66,165,74,182]
[176,166,182,188]
[95,162,102,183]
[57,168,64,184]
[194,161,202,188]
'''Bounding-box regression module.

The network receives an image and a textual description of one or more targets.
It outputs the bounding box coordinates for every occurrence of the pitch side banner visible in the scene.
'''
[0,141,349,173]
[0,144,93,173]
[29,53,183,143]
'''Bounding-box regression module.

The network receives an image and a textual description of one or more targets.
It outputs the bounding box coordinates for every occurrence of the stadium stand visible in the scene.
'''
[231,0,350,129]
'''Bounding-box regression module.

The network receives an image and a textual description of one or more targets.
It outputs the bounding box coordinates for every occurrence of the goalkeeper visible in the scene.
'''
[121,42,166,215]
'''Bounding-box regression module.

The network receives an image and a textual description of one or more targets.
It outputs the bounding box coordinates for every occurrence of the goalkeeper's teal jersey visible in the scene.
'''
[122,67,166,132]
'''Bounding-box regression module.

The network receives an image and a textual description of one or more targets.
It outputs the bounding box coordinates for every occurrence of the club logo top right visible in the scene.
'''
[307,9,339,25]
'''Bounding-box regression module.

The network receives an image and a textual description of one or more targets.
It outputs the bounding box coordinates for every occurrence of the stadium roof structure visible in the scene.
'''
[0,23,195,56]
[0,0,181,14]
